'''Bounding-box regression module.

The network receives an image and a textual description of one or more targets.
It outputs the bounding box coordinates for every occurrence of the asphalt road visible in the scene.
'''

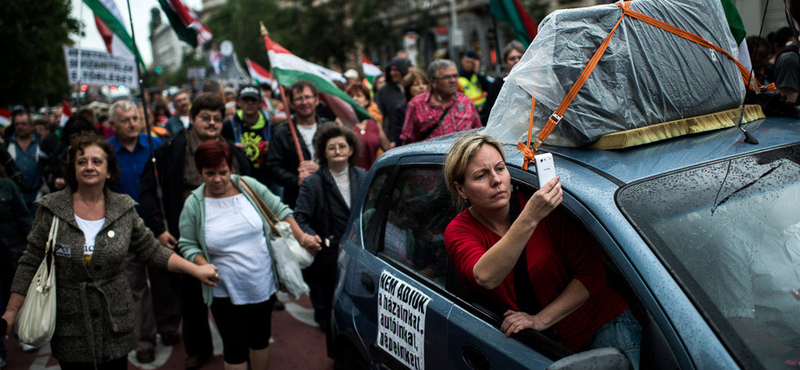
[3,292,334,370]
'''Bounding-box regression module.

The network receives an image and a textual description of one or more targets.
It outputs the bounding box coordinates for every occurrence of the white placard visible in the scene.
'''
[63,46,138,88]
[377,271,431,370]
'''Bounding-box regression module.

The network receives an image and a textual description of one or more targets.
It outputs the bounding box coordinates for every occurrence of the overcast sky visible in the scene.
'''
[69,0,204,66]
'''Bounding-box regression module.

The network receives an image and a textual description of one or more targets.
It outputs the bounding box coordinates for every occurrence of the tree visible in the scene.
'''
[0,0,79,108]
[205,0,298,72]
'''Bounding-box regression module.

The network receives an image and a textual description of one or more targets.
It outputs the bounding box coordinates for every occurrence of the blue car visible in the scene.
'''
[332,116,800,370]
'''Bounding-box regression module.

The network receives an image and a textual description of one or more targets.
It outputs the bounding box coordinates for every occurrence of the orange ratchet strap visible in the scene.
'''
[516,96,537,170]
[524,1,772,156]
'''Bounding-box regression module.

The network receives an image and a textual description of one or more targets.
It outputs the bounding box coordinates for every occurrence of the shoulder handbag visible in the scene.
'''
[239,179,310,299]
[419,103,454,140]
[14,216,59,347]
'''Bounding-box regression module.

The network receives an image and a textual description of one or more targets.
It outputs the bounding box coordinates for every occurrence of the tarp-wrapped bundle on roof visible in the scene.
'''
[484,0,746,147]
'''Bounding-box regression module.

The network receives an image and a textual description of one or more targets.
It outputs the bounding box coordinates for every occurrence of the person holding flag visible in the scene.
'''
[264,80,335,209]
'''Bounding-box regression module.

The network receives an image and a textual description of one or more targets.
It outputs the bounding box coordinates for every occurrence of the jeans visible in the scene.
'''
[584,309,642,370]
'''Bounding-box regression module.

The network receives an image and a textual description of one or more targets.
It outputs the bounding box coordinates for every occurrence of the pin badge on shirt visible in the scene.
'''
[108,230,115,238]
[457,104,465,113]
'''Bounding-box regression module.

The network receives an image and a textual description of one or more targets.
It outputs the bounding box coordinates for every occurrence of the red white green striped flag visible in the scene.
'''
[719,0,752,72]
[60,100,72,128]
[489,0,538,47]
[362,55,382,84]
[0,108,10,127]
[263,32,372,124]
[82,0,144,67]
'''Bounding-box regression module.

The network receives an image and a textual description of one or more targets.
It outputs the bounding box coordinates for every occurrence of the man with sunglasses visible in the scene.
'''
[222,85,274,186]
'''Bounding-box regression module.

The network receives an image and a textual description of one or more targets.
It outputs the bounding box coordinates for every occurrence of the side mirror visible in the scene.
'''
[545,347,632,370]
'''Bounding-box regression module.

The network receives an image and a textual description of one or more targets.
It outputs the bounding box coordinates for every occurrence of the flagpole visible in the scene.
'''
[261,22,304,164]
[76,2,84,107]
[126,0,171,232]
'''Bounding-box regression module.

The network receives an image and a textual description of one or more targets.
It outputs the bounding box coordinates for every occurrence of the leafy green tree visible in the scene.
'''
[0,0,79,108]
[205,0,298,72]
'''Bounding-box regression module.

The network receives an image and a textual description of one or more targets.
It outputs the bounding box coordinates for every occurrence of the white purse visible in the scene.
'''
[14,216,59,347]
[240,179,311,299]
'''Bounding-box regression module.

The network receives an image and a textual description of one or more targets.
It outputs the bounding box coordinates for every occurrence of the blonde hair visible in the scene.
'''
[444,134,505,211]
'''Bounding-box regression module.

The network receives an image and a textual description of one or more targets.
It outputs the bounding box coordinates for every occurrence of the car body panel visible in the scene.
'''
[333,120,799,370]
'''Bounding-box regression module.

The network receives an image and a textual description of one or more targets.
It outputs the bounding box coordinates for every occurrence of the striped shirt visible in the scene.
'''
[401,90,482,144]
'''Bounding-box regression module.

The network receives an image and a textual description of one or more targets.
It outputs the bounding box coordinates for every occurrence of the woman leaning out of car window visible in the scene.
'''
[442,134,642,368]
[294,125,367,356]
[178,140,321,370]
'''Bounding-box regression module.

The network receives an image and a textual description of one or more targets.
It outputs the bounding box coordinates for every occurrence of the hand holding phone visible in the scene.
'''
[534,152,557,189]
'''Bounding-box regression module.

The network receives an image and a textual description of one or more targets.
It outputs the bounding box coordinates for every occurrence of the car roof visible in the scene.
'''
[382,116,800,185]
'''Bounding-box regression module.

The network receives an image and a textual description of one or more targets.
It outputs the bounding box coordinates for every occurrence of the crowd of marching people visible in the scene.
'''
[0,45,526,369]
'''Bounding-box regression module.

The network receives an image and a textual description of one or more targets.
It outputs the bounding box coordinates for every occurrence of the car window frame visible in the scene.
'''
[367,156,576,361]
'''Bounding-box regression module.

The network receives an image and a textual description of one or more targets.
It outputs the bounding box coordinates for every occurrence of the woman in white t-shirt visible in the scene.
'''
[2,132,218,369]
[178,140,321,370]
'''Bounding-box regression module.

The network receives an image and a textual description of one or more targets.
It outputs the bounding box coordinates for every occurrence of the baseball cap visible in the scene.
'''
[344,69,359,79]
[238,85,261,99]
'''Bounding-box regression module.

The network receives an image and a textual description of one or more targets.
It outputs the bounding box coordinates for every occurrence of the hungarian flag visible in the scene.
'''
[82,0,143,67]
[246,59,279,92]
[362,55,383,84]
[0,108,10,127]
[264,32,372,125]
[157,0,212,48]
[489,0,538,47]
[60,100,72,128]
[719,0,752,73]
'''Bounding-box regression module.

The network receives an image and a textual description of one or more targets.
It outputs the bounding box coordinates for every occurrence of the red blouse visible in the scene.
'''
[355,119,381,170]
[444,201,628,351]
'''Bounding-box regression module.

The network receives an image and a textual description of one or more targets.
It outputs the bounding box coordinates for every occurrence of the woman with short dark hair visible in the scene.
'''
[2,132,218,369]
[345,83,393,169]
[178,140,320,370]
[294,125,367,355]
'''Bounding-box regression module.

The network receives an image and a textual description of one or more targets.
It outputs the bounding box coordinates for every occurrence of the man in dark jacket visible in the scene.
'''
[221,84,273,186]
[166,91,192,136]
[264,80,334,208]
[139,93,250,370]
[375,57,409,144]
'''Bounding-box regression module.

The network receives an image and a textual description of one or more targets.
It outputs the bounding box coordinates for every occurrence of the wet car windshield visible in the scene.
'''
[618,144,800,369]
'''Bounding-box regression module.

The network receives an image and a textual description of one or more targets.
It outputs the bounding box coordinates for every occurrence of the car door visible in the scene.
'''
[348,160,456,370]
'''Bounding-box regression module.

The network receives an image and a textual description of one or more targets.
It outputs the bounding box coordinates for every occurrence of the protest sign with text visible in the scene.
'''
[63,46,138,88]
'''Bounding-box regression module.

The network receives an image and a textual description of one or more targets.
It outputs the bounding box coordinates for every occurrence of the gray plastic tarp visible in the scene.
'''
[484,0,745,147]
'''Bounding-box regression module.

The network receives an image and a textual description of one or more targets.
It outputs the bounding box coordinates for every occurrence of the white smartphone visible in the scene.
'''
[534,152,557,189]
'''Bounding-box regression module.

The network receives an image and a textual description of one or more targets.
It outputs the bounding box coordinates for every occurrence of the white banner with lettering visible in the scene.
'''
[63,46,138,88]
[377,271,431,370]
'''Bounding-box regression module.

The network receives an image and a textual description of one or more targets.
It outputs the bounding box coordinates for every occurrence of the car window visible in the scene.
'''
[380,166,455,286]
[619,143,800,369]
[362,168,391,238]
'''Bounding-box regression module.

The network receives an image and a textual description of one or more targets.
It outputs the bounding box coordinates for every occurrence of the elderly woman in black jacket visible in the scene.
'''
[294,125,367,356]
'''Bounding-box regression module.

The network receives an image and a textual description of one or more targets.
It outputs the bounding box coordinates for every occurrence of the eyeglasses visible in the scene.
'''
[326,143,350,152]
[197,114,223,123]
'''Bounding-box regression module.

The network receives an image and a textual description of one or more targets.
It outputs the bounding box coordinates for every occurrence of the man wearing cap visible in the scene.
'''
[458,50,492,111]
[222,85,274,186]
[344,69,360,88]
[375,57,410,144]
